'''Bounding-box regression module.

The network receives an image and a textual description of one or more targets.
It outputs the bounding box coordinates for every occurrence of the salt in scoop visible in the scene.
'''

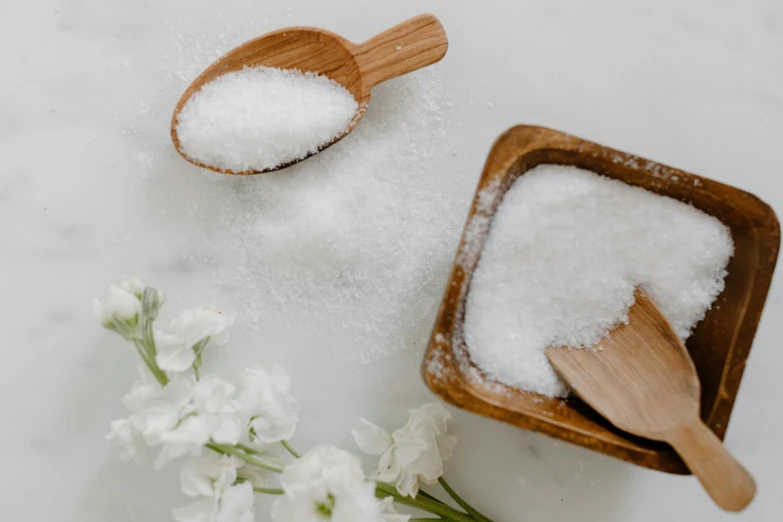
[171,14,448,174]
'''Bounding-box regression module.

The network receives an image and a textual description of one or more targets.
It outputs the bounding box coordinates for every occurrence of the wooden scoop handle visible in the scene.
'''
[666,419,756,512]
[353,14,448,89]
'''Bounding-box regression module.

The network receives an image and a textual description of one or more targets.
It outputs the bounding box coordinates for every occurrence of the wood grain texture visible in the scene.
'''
[669,419,756,511]
[353,14,448,89]
[422,125,779,475]
[547,289,755,511]
[547,290,701,439]
[170,14,448,175]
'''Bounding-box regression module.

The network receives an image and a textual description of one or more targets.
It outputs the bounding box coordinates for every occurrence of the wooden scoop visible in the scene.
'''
[546,288,756,512]
[171,14,448,175]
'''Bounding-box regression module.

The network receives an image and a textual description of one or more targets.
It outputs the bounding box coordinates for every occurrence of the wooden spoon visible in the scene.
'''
[546,288,756,512]
[170,14,448,175]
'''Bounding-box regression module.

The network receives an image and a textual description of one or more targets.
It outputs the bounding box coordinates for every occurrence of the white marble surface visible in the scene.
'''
[2,0,782,520]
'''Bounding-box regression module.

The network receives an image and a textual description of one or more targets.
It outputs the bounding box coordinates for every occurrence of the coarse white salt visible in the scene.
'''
[197,67,465,361]
[175,66,359,172]
[463,165,733,397]
[141,28,465,362]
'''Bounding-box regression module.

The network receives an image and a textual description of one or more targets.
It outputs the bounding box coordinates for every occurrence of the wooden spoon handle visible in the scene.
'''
[667,420,756,512]
[353,14,448,89]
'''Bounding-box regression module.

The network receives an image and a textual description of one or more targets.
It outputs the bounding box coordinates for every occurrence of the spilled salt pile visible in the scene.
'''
[463,165,733,397]
[175,66,359,172]
[199,67,465,361]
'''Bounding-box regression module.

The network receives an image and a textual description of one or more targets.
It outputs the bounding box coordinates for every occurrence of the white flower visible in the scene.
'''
[156,375,244,469]
[271,445,385,522]
[173,483,255,522]
[180,455,238,497]
[155,307,235,372]
[107,367,193,463]
[106,418,145,464]
[173,456,255,522]
[132,372,194,445]
[94,282,142,340]
[234,439,279,489]
[351,418,393,454]
[120,276,145,299]
[154,416,212,469]
[235,363,300,444]
[352,403,457,498]
[107,367,245,469]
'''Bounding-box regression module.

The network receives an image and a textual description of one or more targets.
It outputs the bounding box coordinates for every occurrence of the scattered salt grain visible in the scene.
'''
[154,26,464,362]
[198,67,464,360]
[463,165,733,397]
[175,66,359,172]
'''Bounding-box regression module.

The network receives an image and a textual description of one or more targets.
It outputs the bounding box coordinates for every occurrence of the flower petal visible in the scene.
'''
[121,276,145,298]
[237,465,271,489]
[155,336,197,372]
[180,459,217,498]
[216,482,256,522]
[209,412,243,445]
[351,418,392,456]
[332,483,384,522]
[106,418,146,465]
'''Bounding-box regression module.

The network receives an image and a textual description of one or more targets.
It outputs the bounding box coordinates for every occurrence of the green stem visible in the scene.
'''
[237,443,264,456]
[236,443,287,467]
[191,337,209,380]
[133,340,154,367]
[234,476,284,495]
[281,440,301,458]
[133,340,168,386]
[207,443,285,473]
[144,319,156,357]
[134,316,169,387]
[418,489,449,506]
[438,477,492,522]
[375,483,474,522]
[253,487,284,495]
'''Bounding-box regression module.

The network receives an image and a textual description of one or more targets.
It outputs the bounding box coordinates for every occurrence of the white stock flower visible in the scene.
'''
[107,367,245,469]
[180,455,238,497]
[192,375,243,444]
[271,445,385,522]
[93,281,143,340]
[235,363,300,444]
[107,367,192,463]
[106,418,145,464]
[235,439,279,489]
[173,455,256,522]
[156,375,244,469]
[352,403,458,498]
[120,276,145,299]
[155,307,235,372]
[134,373,194,445]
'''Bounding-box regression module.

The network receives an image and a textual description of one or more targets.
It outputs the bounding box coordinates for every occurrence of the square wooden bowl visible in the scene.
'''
[423,125,779,474]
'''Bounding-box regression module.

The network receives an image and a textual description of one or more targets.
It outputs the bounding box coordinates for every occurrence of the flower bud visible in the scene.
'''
[142,287,166,322]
